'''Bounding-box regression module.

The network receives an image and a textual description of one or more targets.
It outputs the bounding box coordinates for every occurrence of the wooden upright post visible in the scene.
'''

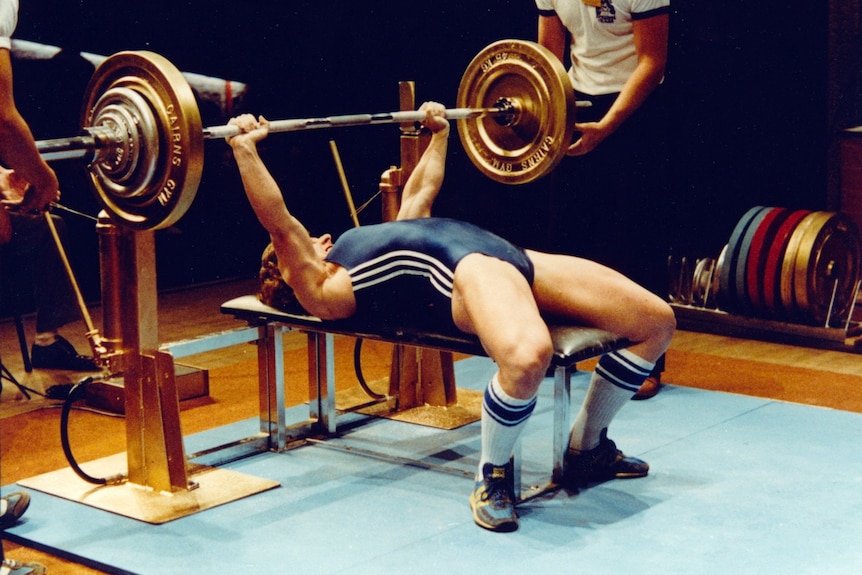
[381,81,458,411]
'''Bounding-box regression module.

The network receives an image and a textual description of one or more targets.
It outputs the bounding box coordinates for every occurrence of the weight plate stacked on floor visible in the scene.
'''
[715,206,860,326]
[744,207,793,315]
[733,207,774,315]
[690,257,717,308]
[760,209,810,317]
[792,212,860,325]
[717,206,767,314]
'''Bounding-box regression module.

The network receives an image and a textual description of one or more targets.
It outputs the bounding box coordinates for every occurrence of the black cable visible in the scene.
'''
[353,339,386,400]
[0,362,45,399]
[59,377,125,485]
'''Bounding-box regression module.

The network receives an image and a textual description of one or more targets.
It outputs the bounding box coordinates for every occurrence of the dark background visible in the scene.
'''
[4,0,835,308]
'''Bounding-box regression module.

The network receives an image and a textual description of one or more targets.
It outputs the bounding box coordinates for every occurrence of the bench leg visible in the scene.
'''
[512,438,522,501]
[552,365,572,483]
[257,323,286,450]
[513,364,571,500]
[308,332,336,434]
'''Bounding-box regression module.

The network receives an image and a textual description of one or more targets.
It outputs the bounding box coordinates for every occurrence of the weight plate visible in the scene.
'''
[82,51,204,230]
[793,212,860,325]
[734,206,772,315]
[761,209,809,316]
[457,39,575,185]
[667,254,683,303]
[713,244,728,309]
[678,256,694,306]
[744,207,789,315]
[691,257,716,308]
[779,211,828,318]
[718,206,765,313]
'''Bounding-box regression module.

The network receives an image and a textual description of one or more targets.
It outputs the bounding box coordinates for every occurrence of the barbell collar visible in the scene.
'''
[35,126,131,163]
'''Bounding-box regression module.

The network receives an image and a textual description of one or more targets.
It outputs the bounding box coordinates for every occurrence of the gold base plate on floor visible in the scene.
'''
[18,453,279,524]
[336,384,482,430]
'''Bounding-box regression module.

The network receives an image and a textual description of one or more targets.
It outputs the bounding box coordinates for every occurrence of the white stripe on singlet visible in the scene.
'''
[349,250,455,298]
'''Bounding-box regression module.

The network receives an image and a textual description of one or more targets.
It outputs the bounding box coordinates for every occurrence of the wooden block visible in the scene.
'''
[85,363,209,414]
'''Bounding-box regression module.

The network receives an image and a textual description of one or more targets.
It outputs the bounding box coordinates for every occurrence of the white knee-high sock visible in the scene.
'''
[568,349,655,452]
[478,373,537,474]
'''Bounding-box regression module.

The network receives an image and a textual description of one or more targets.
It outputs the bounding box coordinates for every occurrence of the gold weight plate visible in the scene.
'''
[456,39,574,185]
[793,212,860,326]
[779,212,828,319]
[82,51,204,230]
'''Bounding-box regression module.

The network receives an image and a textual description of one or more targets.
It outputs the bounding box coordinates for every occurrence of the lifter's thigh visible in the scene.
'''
[451,254,552,391]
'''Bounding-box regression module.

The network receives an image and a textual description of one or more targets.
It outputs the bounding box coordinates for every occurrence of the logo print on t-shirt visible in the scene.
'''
[596,0,616,23]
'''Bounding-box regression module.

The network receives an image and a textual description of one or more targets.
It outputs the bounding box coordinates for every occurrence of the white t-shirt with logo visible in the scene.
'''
[0,0,19,51]
[536,0,669,95]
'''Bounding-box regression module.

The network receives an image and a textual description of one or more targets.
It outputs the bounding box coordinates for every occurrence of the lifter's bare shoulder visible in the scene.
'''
[296,263,356,320]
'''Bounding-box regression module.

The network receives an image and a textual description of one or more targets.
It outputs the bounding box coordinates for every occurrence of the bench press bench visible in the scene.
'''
[219,294,630,493]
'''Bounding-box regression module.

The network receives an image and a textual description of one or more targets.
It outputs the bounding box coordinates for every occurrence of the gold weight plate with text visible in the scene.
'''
[82,51,204,230]
[456,40,574,185]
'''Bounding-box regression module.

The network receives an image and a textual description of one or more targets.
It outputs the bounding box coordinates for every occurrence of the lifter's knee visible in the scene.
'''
[638,298,676,358]
[494,333,553,398]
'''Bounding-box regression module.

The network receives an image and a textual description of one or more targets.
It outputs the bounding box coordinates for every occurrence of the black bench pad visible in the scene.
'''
[221,295,629,367]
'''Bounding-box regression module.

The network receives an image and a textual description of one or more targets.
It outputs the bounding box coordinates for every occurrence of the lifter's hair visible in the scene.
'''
[258,242,309,315]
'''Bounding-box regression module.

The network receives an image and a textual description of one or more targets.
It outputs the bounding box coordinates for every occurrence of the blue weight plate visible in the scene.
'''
[734,206,773,315]
[719,206,766,314]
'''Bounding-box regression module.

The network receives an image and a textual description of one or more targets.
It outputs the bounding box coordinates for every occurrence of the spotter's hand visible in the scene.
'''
[566,122,612,156]
[0,166,59,213]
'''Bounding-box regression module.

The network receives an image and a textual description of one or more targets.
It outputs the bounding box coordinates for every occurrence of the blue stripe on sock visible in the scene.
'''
[595,351,651,392]
[483,385,537,427]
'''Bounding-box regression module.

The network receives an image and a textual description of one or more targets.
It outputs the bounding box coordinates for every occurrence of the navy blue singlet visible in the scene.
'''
[325,218,534,334]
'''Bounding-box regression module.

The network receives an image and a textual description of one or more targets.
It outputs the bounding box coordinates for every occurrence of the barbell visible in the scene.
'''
[34,39,580,231]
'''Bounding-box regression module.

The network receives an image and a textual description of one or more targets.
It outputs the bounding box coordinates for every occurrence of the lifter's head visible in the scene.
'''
[258,242,309,314]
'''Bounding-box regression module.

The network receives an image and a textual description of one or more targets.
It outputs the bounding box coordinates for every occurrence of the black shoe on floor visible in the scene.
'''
[31,336,98,371]
[0,491,31,529]
[561,428,649,487]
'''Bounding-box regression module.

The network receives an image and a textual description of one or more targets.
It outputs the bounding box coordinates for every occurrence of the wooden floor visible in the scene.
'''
[3,275,862,400]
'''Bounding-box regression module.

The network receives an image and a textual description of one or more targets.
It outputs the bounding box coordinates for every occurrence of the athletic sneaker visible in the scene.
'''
[469,462,518,532]
[0,492,31,529]
[562,429,649,487]
[1,559,48,575]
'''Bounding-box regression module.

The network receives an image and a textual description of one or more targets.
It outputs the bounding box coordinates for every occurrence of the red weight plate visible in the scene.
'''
[745,207,790,315]
[761,209,810,316]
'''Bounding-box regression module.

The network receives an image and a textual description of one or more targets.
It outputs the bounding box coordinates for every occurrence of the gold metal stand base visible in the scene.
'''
[18,453,279,524]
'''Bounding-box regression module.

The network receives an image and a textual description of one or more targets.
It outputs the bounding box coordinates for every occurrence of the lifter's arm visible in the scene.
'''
[397,102,449,221]
[227,114,353,318]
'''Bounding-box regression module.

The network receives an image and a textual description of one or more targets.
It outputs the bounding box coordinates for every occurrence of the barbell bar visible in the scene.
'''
[34,39,579,231]
[38,102,519,160]
[40,98,593,159]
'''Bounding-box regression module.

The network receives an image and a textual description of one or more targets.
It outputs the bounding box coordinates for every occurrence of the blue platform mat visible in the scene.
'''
[4,356,862,574]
